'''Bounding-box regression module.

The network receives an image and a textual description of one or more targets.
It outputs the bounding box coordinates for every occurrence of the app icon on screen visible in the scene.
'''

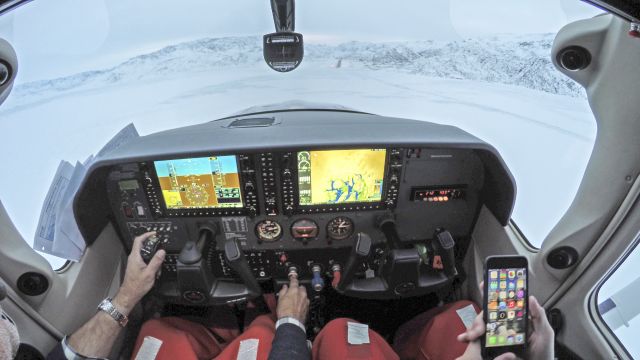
[498,336,506,344]
[507,336,514,344]
[517,311,523,318]
[490,271,498,279]
[517,270,524,277]
[508,282,516,290]
[500,282,507,289]
[488,336,497,345]
[499,302,507,310]
[489,312,498,320]
[508,291,515,299]
[517,300,524,308]
[507,300,516,308]
[507,311,515,319]
[498,311,507,319]
[499,291,507,299]
[489,292,498,301]
[500,271,507,279]
[489,302,498,310]
[508,270,516,278]
[490,281,498,290]
[515,334,524,343]
[517,280,524,288]
[517,290,525,298]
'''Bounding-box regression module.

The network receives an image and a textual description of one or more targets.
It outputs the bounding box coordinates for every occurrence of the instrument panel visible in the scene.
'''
[74,110,516,305]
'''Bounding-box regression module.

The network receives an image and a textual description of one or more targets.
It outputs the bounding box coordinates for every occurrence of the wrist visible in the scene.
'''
[275,316,306,333]
[113,290,137,315]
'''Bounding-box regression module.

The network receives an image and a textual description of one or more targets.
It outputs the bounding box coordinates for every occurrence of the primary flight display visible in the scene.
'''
[154,155,243,209]
[297,149,386,206]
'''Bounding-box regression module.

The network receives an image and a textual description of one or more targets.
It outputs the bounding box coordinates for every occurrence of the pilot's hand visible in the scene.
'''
[456,283,554,360]
[114,232,165,315]
[276,275,310,323]
[525,296,554,360]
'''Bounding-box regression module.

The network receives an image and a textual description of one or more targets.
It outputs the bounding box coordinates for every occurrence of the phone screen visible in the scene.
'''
[485,267,527,347]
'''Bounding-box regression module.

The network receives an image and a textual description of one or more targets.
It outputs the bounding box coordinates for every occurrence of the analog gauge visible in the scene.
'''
[291,219,319,240]
[327,216,354,240]
[255,220,283,242]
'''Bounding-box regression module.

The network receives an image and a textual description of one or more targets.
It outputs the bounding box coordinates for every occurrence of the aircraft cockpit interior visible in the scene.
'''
[2,0,640,359]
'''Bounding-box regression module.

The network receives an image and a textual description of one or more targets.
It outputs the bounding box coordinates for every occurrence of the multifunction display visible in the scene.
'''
[154,156,243,209]
[297,149,386,206]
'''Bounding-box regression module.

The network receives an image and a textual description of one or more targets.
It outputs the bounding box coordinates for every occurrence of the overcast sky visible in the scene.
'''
[0,0,603,82]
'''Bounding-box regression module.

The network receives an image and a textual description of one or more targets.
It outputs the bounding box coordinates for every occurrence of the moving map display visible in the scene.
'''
[154,156,243,209]
[298,149,386,206]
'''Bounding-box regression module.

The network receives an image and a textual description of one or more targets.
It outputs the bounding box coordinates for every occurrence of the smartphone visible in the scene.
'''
[482,255,528,358]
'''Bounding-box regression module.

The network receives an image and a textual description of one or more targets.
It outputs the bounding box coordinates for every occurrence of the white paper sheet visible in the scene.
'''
[97,123,139,157]
[237,339,259,360]
[456,304,478,329]
[134,336,163,360]
[33,161,74,254]
[33,123,140,262]
[347,322,370,345]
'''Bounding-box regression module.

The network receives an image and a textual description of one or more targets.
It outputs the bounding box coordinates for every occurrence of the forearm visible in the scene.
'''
[67,292,135,358]
[268,323,310,360]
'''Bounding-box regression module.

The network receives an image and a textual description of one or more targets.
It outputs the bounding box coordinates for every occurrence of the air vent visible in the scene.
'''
[227,117,277,128]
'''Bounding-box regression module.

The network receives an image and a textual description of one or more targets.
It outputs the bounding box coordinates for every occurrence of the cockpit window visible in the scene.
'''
[597,241,640,358]
[0,1,601,268]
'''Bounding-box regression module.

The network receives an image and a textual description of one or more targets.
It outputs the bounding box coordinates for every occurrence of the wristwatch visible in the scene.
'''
[275,316,306,333]
[97,298,128,327]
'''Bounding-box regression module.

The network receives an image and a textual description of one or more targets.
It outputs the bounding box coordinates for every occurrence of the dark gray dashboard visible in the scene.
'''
[73,110,516,304]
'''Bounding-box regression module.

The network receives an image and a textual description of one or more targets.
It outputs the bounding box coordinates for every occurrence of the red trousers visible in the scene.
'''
[131,300,478,360]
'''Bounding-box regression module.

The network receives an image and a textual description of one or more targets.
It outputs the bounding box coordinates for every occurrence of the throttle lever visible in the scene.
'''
[336,232,372,292]
[433,229,458,278]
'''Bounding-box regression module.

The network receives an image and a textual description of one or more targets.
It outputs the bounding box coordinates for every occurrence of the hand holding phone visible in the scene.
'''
[457,297,554,360]
[482,256,529,358]
[457,273,555,359]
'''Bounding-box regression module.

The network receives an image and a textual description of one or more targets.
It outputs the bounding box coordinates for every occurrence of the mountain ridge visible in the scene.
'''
[12,34,584,100]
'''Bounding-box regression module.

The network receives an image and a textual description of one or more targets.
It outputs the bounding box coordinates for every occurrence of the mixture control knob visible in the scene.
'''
[311,265,324,292]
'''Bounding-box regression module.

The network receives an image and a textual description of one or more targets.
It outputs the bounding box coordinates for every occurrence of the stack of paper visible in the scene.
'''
[33,123,139,261]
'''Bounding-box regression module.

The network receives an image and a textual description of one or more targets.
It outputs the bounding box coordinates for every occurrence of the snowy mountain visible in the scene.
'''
[13,34,583,100]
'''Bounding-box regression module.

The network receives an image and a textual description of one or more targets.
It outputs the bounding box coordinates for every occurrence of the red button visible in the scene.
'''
[279,254,287,263]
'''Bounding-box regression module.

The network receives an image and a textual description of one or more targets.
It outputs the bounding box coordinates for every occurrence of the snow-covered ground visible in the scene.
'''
[0,35,596,270]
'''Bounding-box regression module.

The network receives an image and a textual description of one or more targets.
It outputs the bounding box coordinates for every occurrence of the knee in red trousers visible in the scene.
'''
[213,315,276,360]
[131,317,224,360]
[394,300,480,360]
[312,318,399,360]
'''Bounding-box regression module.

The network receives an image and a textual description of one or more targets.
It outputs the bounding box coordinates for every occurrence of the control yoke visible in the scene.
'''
[176,223,262,305]
[335,222,459,298]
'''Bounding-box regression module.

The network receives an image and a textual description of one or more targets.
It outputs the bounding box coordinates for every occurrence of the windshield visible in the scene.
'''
[0,0,601,268]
